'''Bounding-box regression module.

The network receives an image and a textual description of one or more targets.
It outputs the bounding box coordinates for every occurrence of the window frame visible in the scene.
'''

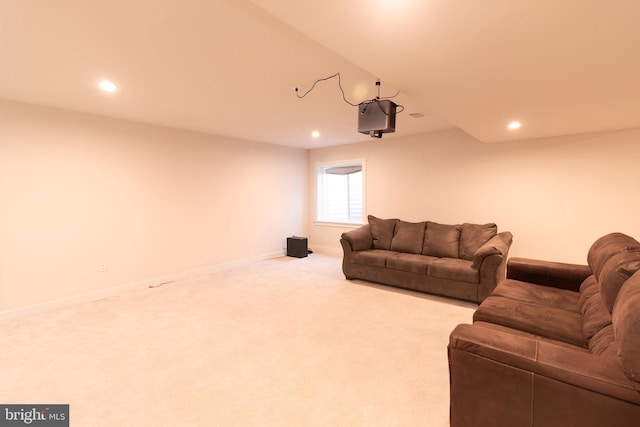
[314,159,366,227]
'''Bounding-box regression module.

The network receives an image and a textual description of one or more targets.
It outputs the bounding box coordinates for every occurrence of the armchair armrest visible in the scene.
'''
[450,323,640,400]
[507,257,592,291]
[472,231,513,270]
[340,224,372,252]
[449,323,640,426]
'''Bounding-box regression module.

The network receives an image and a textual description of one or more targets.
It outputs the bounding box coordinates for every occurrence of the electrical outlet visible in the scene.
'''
[98,262,108,272]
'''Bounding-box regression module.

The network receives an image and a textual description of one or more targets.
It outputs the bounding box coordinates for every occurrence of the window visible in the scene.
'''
[316,160,365,224]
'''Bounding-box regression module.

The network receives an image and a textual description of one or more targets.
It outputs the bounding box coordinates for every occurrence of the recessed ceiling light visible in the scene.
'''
[311,131,320,138]
[507,121,522,130]
[98,80,117,93]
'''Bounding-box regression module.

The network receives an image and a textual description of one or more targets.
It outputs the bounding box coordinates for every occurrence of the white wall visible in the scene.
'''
[0,100,308,312]
[3,98,638,313]
[308,127,640,264]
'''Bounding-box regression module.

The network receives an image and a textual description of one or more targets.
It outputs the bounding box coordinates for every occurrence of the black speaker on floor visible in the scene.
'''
[287,236,308,258]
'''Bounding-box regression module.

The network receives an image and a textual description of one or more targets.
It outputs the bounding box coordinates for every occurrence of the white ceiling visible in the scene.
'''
[1,0,638,148]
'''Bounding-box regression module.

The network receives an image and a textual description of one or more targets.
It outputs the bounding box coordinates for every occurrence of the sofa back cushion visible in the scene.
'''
[587,233,640,279]
[579,276,612,341]
[422,222,462,258]
[390,220,426,254]
[598,249,640,313]
[612,270,640,382]
[459,223,498,261]
[589,325,617,358]
[368,215,398,250]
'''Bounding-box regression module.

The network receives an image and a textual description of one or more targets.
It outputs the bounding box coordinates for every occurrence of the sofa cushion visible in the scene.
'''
[459,223,498,261]
[598,249,640,313]
[579,275,598,302]
[386,253,437,275]
[579,276,612,340]
[351,249,397,268]
[422,222,461,258]
[428,258,479,283]
[612,270,640,382]
[589,325,617,358]
[473,295,587,347]
[492,279,581,313]
[390,220,426,254]
[581,291,612,341]
[368,215,398,250]
[587,232,640,280]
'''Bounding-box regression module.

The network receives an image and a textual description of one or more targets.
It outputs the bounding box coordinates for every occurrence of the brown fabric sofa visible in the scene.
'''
[340,215,513,303]
[448,232,640,427]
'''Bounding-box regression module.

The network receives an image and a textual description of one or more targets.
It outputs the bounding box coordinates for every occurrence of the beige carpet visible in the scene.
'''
[0,254,476,426]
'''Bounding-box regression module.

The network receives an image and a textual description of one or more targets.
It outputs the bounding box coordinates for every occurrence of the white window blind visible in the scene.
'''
[316,161,364,224]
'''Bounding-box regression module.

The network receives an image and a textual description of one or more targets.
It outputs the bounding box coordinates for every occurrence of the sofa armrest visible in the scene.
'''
[449,323,640,426]
[340,224,372,252]
[450,324,639,399]
[471,231,513,270]
[507,257,592,291]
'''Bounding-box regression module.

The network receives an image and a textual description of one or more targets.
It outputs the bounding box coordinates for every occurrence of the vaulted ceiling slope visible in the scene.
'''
[1,0,638,148]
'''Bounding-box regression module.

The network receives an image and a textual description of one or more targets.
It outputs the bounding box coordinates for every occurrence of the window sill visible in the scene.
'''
[313,221,365,229]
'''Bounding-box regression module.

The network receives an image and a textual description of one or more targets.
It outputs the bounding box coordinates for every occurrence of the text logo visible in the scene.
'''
[0,405,68,426]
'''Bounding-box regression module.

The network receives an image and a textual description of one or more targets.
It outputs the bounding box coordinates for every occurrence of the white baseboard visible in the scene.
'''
[311,245,343,257]
[0,251,283,322]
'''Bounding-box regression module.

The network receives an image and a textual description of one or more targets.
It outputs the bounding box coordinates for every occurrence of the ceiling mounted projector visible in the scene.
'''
[295,73,402,139]
[358,99,397,138]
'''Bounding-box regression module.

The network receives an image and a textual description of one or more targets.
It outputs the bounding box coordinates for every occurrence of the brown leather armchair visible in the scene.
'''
[448,233,640,426]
